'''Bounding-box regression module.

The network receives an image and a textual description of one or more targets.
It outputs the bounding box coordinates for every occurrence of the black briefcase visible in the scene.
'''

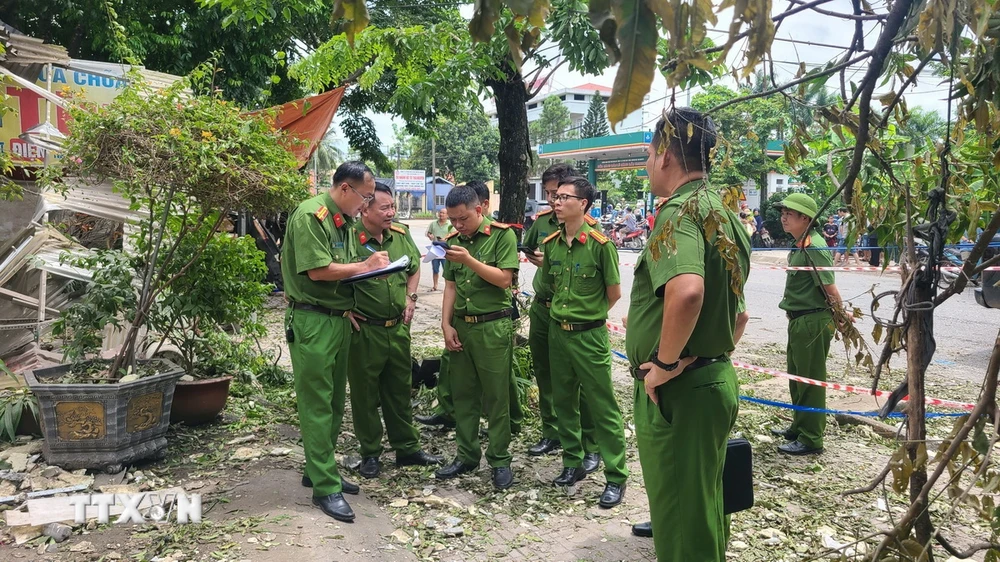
[723,438,754,515]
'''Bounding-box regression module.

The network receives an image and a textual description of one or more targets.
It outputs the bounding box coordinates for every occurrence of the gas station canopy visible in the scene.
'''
[537,132,652,175]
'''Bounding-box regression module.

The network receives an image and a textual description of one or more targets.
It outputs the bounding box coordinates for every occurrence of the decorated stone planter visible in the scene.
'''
[24,360,183,473]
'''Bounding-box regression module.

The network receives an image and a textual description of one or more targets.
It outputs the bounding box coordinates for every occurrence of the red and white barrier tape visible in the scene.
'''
[752,265,1000,272]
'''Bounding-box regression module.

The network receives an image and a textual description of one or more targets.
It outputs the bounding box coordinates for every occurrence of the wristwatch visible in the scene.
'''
[407,292,419,302]
[649,348,679,372]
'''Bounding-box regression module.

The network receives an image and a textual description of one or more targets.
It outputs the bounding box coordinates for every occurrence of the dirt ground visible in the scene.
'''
[1,255,994,561]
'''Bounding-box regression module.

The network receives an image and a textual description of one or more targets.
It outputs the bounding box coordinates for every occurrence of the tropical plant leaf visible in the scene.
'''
[470,0,504,42]
[331,0,370,47]
[607,0,658,130]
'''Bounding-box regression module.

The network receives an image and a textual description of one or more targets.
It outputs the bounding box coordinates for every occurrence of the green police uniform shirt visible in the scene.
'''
[523,210,560,300]
[540,222,620,323]
[626,180,752,365]
[352,222,421,319]
[779,231,834,312]
[443,219,519,316]
[280,191,357,310]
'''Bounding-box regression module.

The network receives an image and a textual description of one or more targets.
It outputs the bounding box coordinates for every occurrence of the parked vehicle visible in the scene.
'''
[975,234,1000,308]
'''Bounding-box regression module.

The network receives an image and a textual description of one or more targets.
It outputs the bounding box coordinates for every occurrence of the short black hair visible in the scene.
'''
[332,161,373,185]
[838,207,848,213]
[446,186,479,209]
[465,180,490,204]
[559,176,596,211]
[541,163,578,185]
[650,107,717,174]
[369,181,392,206]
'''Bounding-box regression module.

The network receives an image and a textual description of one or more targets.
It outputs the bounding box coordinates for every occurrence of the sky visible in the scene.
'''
[335,1,953,156]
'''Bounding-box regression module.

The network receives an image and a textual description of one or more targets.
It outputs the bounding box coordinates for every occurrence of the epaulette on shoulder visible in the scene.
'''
[542,231,560,244]
[584,215,598,225]
[444,230,461,240]
[389,223,408,234]
[491,222,511,229]
[313,205,329,222]
[589,230,610,245]
[538,208,554,217]
[656,198,669,210]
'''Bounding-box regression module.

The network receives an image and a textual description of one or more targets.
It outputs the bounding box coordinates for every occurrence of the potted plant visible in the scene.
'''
[146,224,272,425]
[30,76,307,472]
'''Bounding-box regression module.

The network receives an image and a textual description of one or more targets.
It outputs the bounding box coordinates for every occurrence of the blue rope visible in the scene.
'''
[611,349,962,419]
[739,395,963,419]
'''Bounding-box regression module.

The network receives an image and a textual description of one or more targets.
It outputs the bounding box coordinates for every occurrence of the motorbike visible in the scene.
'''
[618,224,648,250]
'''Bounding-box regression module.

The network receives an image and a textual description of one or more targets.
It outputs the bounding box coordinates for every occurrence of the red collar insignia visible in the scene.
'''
[358,230,368,245]
[333,213,345,228]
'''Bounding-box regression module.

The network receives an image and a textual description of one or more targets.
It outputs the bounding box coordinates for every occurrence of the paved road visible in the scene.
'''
[407,219,997,382]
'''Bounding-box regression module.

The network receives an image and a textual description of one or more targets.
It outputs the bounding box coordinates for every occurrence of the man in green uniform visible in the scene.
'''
[348,182,444,478]
[281,161,389,523]
[434,186,519,489]
[540,176,628,508]
[626,109,751,561]
[521,164,600,471]
[770,193,844,455]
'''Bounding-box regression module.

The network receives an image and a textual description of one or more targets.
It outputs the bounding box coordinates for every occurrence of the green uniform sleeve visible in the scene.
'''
[811,232,836,286]
[402,230,420,276]
[443,260,456,281]
[523,220,540,250]
[736,296,746,314]
[540,239,552,286]
[495,228,519,270]
[649,212,705,296]
[289,211,333,274]
[600,239,620,287]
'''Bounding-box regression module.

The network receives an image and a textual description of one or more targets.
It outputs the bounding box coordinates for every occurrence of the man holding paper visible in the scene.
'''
[281,161,389,523]
[347,182,444,479]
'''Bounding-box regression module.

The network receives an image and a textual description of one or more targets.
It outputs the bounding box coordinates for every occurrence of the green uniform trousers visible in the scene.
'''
[786,311,834,449]
[548,325,628,484]
[451,317,514,467]
[431,351,455,421]
[634,361,739,562]
[347,322,420,459]
[434,344,522,434]
[528,302,598,449]
[287,308,351,497]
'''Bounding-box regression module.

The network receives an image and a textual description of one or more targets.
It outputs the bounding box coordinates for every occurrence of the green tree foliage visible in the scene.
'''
[403,110,500,183]
[529,95,574,146]
[690,84,789,192]
[581,91,610,139]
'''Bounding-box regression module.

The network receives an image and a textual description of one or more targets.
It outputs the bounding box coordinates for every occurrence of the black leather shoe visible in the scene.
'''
[312,493,355,522]
[599,482,626,508]
[414,413,456,429]
[778,441,824,456]
[582,452,601,474]
[397,450,444,467]
[435,458,478,480]
[358,456,381,478]
[492,466,514,490]
[553,466,587,486]
[631,521,652,537]
[528,438,561,456]
[301,475,359,495]
[770,426,798,440]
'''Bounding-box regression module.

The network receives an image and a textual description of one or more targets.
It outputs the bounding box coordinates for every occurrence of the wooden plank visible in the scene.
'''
[4,487,185,527]
[0,287,60,317]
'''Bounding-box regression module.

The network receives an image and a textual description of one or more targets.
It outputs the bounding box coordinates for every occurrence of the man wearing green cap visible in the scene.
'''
[771,192,846,455]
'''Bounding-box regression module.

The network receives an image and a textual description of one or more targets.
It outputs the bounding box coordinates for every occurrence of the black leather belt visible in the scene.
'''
[460,309,512,324]
[557,319,605,332]
[535,298,552,308]
[291,302,349,317]
[355,314,403,327]
[630,355,729,381]
[786,307,828,320]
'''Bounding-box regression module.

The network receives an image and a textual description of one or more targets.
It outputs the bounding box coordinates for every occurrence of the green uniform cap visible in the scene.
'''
[774,192,818,219]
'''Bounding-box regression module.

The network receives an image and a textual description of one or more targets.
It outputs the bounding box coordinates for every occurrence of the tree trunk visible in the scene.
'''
[906,272,936,559]
[488,69,531,232]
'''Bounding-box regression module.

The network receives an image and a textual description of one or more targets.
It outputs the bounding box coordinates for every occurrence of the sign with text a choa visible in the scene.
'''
[70,491,202,525]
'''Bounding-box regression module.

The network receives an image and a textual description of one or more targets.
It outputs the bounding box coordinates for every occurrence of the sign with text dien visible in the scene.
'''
[394,169,426,193]
[1,66,126,167]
